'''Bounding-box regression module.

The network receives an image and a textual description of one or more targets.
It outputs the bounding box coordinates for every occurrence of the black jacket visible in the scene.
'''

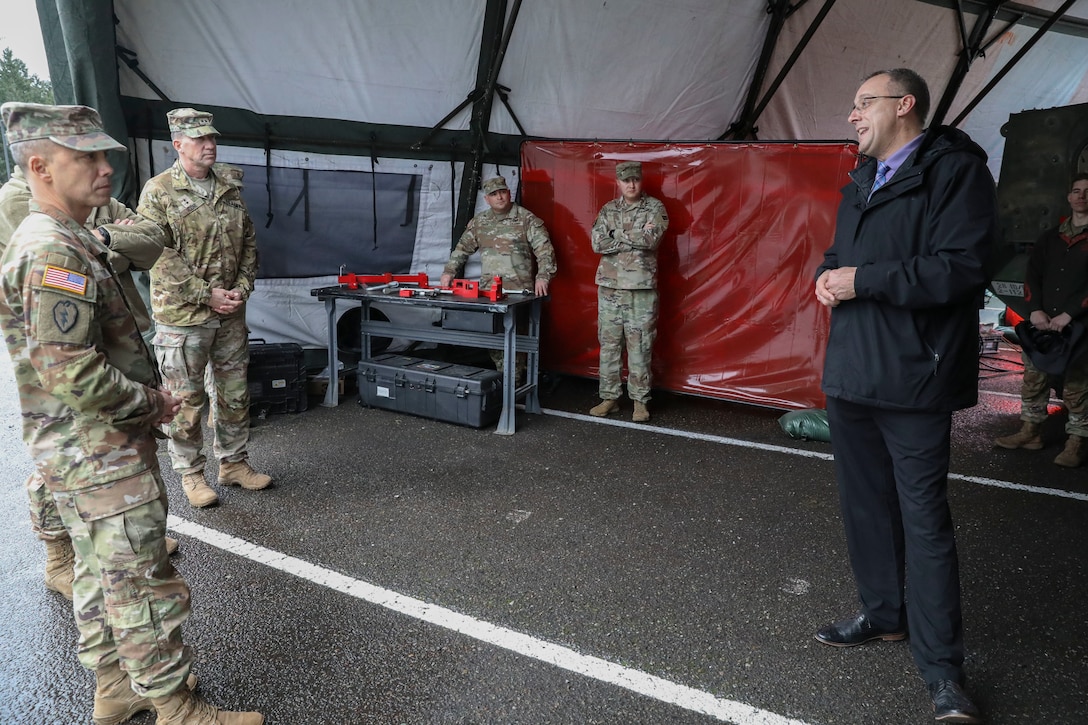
[818,126,997,412]
[1023,221,1088,321]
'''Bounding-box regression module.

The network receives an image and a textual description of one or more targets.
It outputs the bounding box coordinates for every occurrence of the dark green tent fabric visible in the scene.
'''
[37,0,134,199]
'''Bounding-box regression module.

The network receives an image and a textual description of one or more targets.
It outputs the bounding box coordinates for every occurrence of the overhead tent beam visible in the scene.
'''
[979,14,1024,55]
[720,0,794,140]
[743,0,838,138]
[115,44,170,102]
[951,0,1080,127]
[37,1,530,214]
[36,0,136,200]
[453,0,524,246]
[928,0,1004,128]
[917,0,1088,36]
[119,98,524,167]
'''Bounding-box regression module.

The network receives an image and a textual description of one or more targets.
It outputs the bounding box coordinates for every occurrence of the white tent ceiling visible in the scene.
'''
[104,0,1088,179]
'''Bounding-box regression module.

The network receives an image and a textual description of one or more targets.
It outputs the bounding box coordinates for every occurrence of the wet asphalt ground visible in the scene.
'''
[1,342,1086,725]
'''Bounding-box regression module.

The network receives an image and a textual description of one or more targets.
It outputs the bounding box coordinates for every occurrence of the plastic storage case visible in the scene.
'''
[358,353,502,428]
[247,340,308,416]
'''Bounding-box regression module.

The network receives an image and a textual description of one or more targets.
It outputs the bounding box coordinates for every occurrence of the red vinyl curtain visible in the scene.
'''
[522,140,858,410]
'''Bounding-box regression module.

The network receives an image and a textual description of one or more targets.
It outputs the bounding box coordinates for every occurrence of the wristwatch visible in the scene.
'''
[97,226,112,247]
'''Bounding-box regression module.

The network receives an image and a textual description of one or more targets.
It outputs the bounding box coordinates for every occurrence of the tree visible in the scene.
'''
[0,47,53,106]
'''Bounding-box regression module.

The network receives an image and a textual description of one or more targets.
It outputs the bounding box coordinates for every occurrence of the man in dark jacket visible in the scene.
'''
[814,68,995,724]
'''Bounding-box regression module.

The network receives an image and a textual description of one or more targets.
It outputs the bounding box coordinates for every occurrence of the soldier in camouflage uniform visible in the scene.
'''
[0,102,263,725]
[440,175,557,376]
[0,165,177,601]
[138,108,272,508]
[995,173,1088,466]
[589,161,669,422]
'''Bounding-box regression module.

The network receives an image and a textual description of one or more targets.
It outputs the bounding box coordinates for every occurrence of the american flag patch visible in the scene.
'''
[42,265,88,295]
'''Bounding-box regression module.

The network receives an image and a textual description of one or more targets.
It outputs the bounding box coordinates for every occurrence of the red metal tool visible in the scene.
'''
[337,270,429,290]
[483,276,504,302]
[397,287,440,298]
[450,279,479,298]
[447,277,504,301]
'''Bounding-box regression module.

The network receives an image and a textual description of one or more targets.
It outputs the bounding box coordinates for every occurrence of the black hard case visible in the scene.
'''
[358,353,502,428]
[247,340,308,416]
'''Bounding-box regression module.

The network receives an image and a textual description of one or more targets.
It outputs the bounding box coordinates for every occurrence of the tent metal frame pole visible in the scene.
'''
[746,0,838,133]
[720,0,793,140]
[950,0,1078,127]
[929,0,1004,128]
[411,90,483,150]
[453,0,523,247]
[980,15,1024,54]
[115,46,171,101]
[494,84,526,136]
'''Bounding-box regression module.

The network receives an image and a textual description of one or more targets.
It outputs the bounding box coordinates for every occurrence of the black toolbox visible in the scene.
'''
[247,339,308,416]
[358,353,502,428]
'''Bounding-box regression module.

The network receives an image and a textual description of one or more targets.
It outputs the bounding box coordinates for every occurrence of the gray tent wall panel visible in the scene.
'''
[129,134,522,347]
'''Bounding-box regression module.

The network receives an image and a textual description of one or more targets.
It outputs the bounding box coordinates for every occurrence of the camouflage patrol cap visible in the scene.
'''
[167,107,219,137]
[1,102,125,152]
[482,176,509,194]
[616,161,642,180]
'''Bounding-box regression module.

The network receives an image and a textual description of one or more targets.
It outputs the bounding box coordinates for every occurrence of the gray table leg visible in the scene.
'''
[525,298,541,414]
[495,307,517,435]
[322,297,339,407]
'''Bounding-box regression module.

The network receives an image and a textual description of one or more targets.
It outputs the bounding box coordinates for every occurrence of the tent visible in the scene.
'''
[26,0,1088,408]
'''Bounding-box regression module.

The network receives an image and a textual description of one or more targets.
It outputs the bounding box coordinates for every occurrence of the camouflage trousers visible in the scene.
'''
[58,472,192,698]
[154,316,251,474]
[597,286,658,403]
[1019,349,1088,436]
[27,471,67,541]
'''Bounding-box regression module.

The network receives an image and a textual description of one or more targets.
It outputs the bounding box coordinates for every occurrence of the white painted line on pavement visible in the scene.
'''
[542,408,1088,502]
[945,473,1088,501]
[167,515,814,725]
[543,408,835,460]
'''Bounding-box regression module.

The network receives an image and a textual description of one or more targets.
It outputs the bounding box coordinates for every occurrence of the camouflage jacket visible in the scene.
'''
[1,167,164,333]
[591,194,669,290]
[138,160,258,326]
[443,203,556,291]
[0,202,168,516]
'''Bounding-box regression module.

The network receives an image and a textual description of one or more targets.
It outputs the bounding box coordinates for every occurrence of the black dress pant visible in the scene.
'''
[826,396,965,685]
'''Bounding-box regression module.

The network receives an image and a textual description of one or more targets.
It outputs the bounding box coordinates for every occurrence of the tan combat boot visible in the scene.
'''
[182,472,219,508]
[91,661,198,725]
[589,399,619,417]
[165,536,179,556]
[218,460,272,490]
[1054,435,1086,468]
[151,687,263,725]
[994,421,1043,450]
[632,401,650,423]
[44,538,75,600]
[92,660,150,725]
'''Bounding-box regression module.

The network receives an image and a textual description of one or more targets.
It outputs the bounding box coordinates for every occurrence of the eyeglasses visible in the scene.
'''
[850,95,905,113]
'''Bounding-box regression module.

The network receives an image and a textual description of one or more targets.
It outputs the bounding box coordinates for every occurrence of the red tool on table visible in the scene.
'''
[396,275,505,301]
[336,269,429,290]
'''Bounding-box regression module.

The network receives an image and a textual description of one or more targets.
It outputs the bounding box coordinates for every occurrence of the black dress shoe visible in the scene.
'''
[929,679,983,723]
[814,613,907,647]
